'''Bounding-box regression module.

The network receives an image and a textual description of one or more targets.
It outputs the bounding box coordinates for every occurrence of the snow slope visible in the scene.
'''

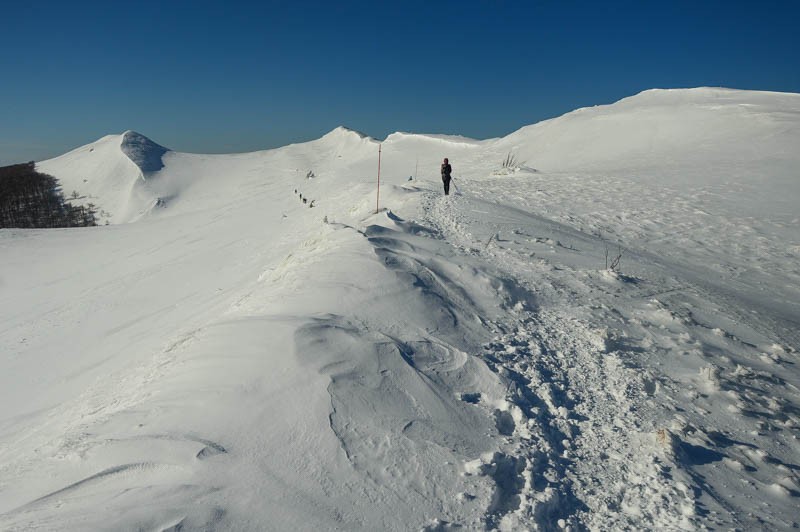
[497,87,800,175]
[2,88,799,530]
[36,131,170,224]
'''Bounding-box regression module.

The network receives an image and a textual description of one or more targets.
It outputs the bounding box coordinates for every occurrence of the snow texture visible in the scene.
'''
[120,130,169,173]
[2,88,799,530]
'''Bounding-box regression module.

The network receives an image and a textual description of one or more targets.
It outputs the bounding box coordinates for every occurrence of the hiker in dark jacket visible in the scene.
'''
[441,158,452,195]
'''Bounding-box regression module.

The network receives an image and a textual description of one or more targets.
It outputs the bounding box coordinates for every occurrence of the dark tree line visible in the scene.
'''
[0,162,96,228]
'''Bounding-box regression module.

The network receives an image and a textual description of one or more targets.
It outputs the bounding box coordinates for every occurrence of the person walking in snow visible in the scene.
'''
[441,157,452,195]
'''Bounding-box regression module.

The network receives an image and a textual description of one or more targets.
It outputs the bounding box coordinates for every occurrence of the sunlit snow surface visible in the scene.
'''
[2,88,799,530]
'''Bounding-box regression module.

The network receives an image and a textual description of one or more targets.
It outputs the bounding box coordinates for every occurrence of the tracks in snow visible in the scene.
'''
[419,191,697,530]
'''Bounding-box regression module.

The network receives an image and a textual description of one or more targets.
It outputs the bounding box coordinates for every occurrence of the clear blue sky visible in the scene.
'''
[1,0,798,165]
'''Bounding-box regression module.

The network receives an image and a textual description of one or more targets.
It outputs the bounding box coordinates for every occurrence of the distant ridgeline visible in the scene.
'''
[0,162,97,228]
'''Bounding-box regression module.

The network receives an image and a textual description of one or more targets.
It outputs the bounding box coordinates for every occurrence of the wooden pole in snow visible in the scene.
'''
[376,144,382,214]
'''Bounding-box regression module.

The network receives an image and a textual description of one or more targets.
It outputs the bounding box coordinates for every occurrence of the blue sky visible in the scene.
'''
[1,0,798,165]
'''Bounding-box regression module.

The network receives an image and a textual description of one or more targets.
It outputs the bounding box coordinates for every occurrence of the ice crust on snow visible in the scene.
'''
[3,87,800,530]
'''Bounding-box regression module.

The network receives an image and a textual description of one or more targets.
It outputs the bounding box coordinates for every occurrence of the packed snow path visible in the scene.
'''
[419,187,799,530]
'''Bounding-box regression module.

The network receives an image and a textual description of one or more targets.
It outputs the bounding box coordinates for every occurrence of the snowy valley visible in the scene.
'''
[1,87,799,530]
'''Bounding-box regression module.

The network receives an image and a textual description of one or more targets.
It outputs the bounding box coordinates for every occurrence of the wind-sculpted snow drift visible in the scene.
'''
[2,88,799,530]
[120,130,169,173]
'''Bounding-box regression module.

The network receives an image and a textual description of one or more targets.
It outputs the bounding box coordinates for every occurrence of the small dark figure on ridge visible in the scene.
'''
[441,157,452,195]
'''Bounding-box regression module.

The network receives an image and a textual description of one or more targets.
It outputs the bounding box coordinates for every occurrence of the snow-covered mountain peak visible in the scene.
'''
[33,131,172,224]
[120,131,169,173]
[308,126,378,160]
[320,126,372,142]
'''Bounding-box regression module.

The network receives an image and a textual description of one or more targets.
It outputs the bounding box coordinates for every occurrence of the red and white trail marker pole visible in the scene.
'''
[375,144,382,214]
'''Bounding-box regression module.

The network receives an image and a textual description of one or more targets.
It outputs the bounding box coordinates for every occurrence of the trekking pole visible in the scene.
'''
[451,176,461,195]
[375,144,382,214]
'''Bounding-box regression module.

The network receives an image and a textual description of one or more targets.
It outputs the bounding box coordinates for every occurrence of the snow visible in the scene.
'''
[2,87,799,530]
[119,130,168,173]
[35,131,170,224]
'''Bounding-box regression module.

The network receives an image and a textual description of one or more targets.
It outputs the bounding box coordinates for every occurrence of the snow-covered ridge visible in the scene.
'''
[618,86,800,106]
[34,87,800,225]
[3,86,799,530]
[536,87,800,120]
[384,131,489,147]
[322,125,372,140]
[315,125,377,151]
[494,87,800,174]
